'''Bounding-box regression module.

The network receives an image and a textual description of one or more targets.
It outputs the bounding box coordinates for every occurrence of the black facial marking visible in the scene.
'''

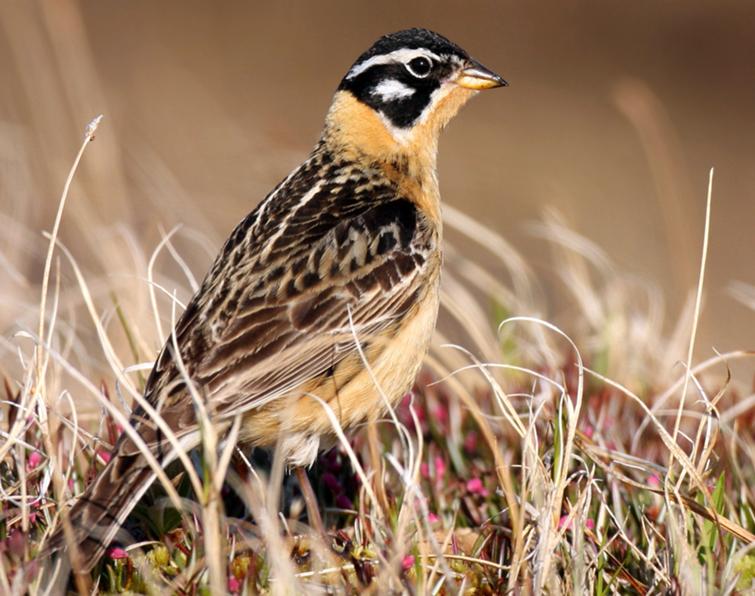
[338,28,470,130]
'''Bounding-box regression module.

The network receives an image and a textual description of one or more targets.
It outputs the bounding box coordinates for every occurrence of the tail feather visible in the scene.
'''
[43,452,156,572]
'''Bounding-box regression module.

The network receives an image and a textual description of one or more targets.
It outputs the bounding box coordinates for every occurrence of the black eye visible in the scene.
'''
[406,56,432,78]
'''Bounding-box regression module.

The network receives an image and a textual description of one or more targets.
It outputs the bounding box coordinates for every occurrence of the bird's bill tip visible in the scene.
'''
[456,60,508,90]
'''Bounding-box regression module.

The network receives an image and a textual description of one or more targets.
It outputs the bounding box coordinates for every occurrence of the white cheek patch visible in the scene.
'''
[371,79,416,102]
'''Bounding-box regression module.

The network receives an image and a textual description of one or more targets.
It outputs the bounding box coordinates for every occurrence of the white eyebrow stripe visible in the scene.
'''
[371,79,416,102]
[346,48,442,80]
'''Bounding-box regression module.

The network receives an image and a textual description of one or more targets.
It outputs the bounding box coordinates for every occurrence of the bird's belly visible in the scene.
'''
[240,279,440,465]
[321,283,440,429]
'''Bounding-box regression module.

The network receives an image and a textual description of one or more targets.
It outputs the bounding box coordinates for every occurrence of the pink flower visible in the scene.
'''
[421,456,446,481]
[228,575,242,593]
[427,512,440,523]
[26,451,43,472]
[420,462,430,478]
[419,455,446,481]
[432,404,448,429]
[97,450,112,464]
[402,554,415,571]
[107,546,128,560]
[466,478,488,497]
[647,474,661,488]
[434,456,446,479]
[463,431,478,454]
[585,518,595,531]
[582,425,594,439]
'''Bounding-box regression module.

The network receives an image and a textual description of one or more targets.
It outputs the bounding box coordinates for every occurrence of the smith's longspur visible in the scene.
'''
[45,27,506,571]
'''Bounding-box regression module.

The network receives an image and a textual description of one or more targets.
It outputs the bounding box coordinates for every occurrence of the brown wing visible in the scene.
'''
[131,193,437,450]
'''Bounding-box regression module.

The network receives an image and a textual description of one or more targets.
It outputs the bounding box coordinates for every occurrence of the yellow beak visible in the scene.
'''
[456,59,508,90]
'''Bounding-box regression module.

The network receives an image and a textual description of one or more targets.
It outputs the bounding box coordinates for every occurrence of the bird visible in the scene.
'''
[44,27,506,573]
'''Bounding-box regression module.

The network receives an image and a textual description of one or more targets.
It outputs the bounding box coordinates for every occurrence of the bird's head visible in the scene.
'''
[324,28,506,167]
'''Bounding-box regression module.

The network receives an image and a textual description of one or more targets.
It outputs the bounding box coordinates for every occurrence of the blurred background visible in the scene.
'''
[1,1,753,385]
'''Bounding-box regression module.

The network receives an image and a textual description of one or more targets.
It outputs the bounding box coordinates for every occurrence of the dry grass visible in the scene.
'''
[0,114,753,595]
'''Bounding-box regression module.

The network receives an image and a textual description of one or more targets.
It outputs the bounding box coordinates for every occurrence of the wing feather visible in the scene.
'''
[133,192,437,450]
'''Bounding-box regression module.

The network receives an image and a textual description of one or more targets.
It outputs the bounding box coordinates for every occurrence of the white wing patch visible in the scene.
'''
[371,79,415,102]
